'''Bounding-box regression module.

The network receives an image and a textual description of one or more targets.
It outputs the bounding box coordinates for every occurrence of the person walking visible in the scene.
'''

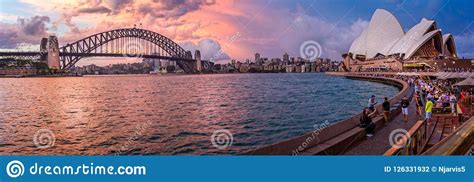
[401,96,410,122]
[414,91,423,117]
[425,98,434,125]
[382,97,390,125]
[449,92,457,116]
[441,92,449,113]
[422,87,427,101]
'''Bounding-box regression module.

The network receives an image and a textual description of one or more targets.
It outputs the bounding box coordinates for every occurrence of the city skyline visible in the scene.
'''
[0,0,473,66]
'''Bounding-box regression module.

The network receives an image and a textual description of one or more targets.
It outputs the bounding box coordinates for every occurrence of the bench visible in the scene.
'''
[300,113,389,155]
[432,107,452,114]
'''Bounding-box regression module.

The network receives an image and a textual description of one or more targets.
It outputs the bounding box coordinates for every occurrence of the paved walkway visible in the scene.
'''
[344,99,421,155]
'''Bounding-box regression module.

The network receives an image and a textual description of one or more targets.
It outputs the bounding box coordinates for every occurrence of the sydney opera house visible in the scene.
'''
[342,9,468,72]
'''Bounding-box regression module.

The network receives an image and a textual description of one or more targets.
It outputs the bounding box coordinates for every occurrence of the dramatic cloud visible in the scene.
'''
[17,15,50,36]
[78,6,112,14]
[0,1,368,62]
[180,39,231,62]
[0,15,51,48]
[136,0,212,21]
[108,0,133,12]
[0,30,19,49]
[3,0,472,62]
[198,3,369,61]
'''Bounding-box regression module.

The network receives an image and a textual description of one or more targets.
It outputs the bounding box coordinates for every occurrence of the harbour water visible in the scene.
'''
[0,73,399,155]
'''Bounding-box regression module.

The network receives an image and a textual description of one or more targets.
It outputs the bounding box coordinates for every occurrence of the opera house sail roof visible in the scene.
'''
[348,9,457,61]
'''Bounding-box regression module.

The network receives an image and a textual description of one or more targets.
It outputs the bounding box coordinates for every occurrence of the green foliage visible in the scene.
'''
[32,62,49,70]
[0,58,49,70]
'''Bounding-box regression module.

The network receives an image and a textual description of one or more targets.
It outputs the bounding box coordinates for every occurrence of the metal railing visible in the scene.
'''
[384,116,474,155]
[423,117,474,155]
[384,119,430,155]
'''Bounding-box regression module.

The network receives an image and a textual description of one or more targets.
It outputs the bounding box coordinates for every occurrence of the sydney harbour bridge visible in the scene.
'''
[0,28,211,73]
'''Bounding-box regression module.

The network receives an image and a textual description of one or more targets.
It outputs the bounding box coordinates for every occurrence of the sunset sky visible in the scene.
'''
[0,0,473,65]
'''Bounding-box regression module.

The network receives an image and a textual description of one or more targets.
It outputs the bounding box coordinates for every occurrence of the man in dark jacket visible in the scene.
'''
[382,97,390,125]
[401,96,410,122]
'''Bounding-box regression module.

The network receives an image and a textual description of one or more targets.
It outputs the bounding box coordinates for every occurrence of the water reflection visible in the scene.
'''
[0,73,399,155]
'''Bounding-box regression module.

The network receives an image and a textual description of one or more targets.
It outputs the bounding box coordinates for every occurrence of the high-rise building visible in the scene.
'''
[255,53,260,62]
[283,53,289,62]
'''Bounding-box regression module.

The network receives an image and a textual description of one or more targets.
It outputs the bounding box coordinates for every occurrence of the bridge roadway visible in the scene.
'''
[0,52,197,62]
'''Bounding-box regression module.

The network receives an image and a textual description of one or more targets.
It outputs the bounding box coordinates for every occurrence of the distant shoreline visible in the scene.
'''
[0,71,328,78]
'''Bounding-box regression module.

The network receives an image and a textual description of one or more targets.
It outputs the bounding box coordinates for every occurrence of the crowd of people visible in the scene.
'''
[358,74,469,138]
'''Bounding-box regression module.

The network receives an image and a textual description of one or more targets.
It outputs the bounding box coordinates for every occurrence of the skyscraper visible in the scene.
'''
[255,53,260,62]
[283,53,289,62]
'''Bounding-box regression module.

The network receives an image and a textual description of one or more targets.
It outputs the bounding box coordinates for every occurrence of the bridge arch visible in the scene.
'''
[60,28,193,70]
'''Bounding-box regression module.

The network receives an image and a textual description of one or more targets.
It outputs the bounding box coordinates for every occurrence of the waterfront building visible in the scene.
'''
[295,65,302,73]
[285,65,294,73]
[255,53,261,63]
[153,59,161,72]
[343,9,464,72]
[0,68,38,76]
[310,63,317,72]
[304,64,311,73]
[283,53,289,62]
[239,63,250,73]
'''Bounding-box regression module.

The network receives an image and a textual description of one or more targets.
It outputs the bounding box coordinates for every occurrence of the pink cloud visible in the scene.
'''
[2,0,368,63]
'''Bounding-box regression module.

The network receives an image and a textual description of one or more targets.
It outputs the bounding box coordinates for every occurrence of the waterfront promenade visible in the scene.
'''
[249,73,410,155]
[251,71,470,155]
[345,99,419,155]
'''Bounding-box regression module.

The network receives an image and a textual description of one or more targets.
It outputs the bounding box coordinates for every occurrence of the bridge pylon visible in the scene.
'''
[195,50,202,72]
[47,36,60,69]
[39,38,48,62]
